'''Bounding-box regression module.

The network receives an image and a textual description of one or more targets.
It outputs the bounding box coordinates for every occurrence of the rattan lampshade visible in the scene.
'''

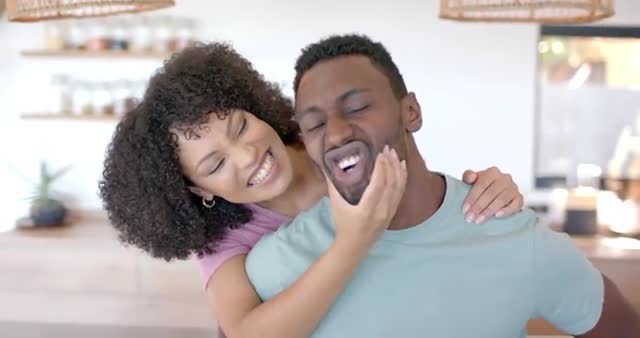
[7,0,175,22]
[439,0,615,23]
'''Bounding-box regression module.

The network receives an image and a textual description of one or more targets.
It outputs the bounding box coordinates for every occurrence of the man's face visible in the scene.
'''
[295,56,413,204]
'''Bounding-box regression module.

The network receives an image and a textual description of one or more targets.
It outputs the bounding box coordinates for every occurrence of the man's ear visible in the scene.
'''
[401,92,422,133]
[187,186,214,200]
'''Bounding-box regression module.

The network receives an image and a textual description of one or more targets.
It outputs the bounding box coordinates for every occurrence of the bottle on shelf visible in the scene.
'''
[109,18,130,51]
[45,22,66,51]
[86,19,109,51]
[67,22,87,50]
[130,16,152,53]
[50,74,73,114]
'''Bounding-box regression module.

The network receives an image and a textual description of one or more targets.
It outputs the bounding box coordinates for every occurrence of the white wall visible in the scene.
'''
[0,0,638,224]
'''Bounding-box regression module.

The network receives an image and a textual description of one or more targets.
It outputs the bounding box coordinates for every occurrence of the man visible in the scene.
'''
[245,34,640,338]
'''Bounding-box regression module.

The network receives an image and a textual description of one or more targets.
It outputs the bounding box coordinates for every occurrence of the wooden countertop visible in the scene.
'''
[2,213,639,335]
[6,213,640,260]
[0,211,213,329]
[572,236,640,261]
[3,210,114,240]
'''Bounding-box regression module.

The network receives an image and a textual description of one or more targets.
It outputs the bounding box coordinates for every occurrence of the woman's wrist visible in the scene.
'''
[331,234,373,262]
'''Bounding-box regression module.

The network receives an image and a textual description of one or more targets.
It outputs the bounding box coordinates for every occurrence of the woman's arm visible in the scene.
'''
[207,241,368,338]
[207,146,406,338]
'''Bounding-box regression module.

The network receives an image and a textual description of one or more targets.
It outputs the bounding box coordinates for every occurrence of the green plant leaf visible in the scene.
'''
[40,161,47,176]
[50,165,72,182]
[13,161,71,203]
[7,164,36,185]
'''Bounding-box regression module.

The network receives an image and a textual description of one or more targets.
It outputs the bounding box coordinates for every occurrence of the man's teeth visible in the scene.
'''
[250,153,274,186]
[337,155,360,171]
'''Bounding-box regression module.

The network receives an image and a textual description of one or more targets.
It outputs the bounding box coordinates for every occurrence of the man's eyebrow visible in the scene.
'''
[295,88,371,120]
[338,88,371,102]
[295,105,320,121]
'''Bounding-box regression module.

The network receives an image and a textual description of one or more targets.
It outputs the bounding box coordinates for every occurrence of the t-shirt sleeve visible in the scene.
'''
[195,232,252,289]
[532,223,604,335]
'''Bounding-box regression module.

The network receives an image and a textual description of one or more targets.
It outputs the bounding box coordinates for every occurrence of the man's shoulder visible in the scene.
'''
[254,197,332,247]
[442,174,539,234]
[245,198,333,299]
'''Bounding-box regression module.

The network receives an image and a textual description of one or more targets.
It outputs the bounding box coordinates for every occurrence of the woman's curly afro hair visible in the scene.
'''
[99,42,300,261]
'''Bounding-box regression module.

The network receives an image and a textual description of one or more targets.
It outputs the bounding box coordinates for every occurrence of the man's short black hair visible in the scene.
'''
[293,34,408,99]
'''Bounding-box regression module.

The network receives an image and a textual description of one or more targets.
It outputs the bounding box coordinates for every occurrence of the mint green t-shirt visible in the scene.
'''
[245,175,604,338]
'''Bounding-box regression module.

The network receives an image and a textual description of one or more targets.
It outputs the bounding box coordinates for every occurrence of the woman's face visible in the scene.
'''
[175,110,294,204]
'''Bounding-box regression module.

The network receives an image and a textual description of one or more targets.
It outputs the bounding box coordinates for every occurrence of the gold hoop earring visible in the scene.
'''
[202,197,216,208]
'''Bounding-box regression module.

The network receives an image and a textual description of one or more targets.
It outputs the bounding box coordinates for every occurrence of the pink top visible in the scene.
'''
[196,203,292,288]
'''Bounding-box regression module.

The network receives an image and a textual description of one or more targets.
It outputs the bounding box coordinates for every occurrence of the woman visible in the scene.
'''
[99,43,524,338]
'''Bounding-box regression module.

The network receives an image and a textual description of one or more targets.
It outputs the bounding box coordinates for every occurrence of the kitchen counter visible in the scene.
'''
[2,213,639,336]
[0,211,214,330]
[572,235,640,260]
[571,235,640,309]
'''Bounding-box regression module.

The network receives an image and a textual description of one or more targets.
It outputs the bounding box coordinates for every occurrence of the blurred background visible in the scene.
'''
[0,1,639,337]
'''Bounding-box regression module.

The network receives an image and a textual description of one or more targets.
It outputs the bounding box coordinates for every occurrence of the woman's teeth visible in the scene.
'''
[337,155,360,172]
[249,152,274,186]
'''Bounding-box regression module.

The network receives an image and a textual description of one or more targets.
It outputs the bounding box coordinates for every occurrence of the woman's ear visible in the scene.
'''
[188,186,214,200]
[401,92,423,133]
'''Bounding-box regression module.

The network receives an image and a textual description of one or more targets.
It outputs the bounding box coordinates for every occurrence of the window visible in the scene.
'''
[535,26,640,189]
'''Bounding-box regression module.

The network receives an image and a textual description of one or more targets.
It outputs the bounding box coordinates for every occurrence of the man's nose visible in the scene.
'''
[325,114,354,149]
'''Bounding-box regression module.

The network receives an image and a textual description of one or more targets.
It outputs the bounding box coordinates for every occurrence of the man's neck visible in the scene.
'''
[387,153,445,230]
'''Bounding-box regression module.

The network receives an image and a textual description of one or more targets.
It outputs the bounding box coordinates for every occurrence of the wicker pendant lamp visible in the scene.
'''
[439,0,615,23]
[7,0,175,22]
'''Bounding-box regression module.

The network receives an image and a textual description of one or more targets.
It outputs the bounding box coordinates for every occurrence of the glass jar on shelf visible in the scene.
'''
[45,22,66,51]
[109,18,130,51]
[72,80,94,116]
[126,80,140,112]
[92,81,114,116]
[166,17,179,53]
[151,16,172,54]
[86,19,109,51]
[67,22,87,50]
[112,80,133,117]
[50,74,73,114]
[133,80,148,103]
[130,17,152,52]
[174,18,195,52]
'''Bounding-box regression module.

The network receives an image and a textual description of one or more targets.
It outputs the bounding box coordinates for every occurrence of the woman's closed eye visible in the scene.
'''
[208,159,225,175]
[237,118,247,137]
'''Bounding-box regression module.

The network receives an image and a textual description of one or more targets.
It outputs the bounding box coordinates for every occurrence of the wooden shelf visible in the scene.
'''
[21,113,119,122]
[21,50,171,60]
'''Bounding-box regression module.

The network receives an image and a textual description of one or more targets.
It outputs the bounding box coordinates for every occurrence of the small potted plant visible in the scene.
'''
[25,161,71,227]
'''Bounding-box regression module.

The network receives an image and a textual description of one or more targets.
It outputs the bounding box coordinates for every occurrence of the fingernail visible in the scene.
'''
[462,204,470,214]
[475,215,486,224]
[496,211,505,218]
[401,160,407,169]
[466,213,476,223]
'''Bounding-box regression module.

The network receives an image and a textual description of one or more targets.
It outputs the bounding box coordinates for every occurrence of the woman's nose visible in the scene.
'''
[235,142,259,169]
